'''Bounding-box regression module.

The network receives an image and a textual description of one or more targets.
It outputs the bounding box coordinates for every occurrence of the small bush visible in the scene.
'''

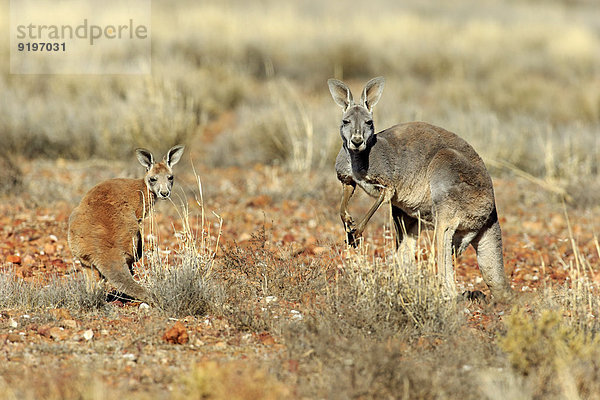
[328,247,464,338]
[0,153,22,196]
[499,308,600,398]
[283,316,498,399]
[218,229,330,332]
[276,240,469,398]
[138,190,226,318]
[176,361,290,400]
[144,252,224,318]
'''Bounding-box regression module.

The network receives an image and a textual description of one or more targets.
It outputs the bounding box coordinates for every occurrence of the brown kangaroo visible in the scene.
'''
[68,145,184,304]
[328,77,512,301]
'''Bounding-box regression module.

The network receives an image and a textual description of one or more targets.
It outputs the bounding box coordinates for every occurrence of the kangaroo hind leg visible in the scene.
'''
[97,251,152,304]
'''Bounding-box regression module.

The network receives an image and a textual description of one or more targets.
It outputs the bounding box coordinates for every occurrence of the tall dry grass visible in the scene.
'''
[137,175,226,317]
[0,0,598,200]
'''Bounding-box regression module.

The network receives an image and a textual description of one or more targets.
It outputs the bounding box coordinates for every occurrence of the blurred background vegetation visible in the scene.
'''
[0,0,598,198]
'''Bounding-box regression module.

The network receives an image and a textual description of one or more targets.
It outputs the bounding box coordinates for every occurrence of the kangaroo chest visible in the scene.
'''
[353,165,434,224]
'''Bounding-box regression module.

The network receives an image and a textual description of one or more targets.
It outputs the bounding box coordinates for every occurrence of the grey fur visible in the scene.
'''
[328,77,512,301]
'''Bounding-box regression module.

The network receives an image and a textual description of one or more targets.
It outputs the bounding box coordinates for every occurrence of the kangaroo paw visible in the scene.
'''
[346,228,362,248]
[461,290,487,303]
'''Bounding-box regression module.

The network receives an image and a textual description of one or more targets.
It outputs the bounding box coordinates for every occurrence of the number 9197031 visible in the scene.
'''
[18,42,66,51]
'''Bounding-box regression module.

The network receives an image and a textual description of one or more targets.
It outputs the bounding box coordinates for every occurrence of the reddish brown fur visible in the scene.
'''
[68,145,184,304]
[68,178,155,302]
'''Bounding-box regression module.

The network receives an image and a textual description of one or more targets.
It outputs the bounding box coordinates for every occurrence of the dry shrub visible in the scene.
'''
[548,235,600,334]
[496,237,600,399]
[218,229,330,332]
[141,218,224,318]
[276,240,471,398]
[328,246,464,338]
[284,317,499,399]
[176,360,290,400]
[0,368,151,400]
[0,153,22,196]
[499,308,600,399]
[143,251,224,318]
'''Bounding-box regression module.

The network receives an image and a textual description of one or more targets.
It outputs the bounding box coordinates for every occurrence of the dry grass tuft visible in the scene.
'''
[0,269,107,312]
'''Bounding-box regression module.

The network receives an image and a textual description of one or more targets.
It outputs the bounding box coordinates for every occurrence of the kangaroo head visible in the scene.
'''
[135,145,185,200]
[328,77,385,152]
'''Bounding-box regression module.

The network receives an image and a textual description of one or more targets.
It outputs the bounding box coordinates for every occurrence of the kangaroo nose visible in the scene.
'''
[351,137,363,146]
[159,190,170,198]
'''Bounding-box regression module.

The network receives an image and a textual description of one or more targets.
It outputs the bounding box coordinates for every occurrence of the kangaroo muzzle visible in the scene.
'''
[157,188,170,199]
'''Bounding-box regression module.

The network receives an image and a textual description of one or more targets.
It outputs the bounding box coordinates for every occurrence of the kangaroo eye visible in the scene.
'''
[149,176,158,183]
[167,175,174,181]
[366,120,373,126]
[342,119,350,125]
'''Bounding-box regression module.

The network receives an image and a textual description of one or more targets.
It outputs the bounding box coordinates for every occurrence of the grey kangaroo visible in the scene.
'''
[328,77,512,301]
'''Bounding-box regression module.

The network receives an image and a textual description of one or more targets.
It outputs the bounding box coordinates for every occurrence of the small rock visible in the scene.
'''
[43,243,56,255]
[162,321,189,345]
[258,331,275,346]
[246,194,271,208]
[37,325,52,338]
[282,233,295,243]
[49,308,72,320]
[287,359,300,373]
[241,333,253,343]
[290,310,303,320]
[238,232,252,242]
[6,333,23,343]
[139,303,150,311]
[6,255,21,264]
[8,318,18,328]
[48,327,69,341]
[311,246,328,255]
[82,329,94,341]
[62,320,78,329]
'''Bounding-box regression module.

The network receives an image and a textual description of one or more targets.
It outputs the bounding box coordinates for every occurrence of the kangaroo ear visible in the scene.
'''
[165,145,184,168]
[328,79,354,111]
[360,77,385,112]
[136,148,154,170]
